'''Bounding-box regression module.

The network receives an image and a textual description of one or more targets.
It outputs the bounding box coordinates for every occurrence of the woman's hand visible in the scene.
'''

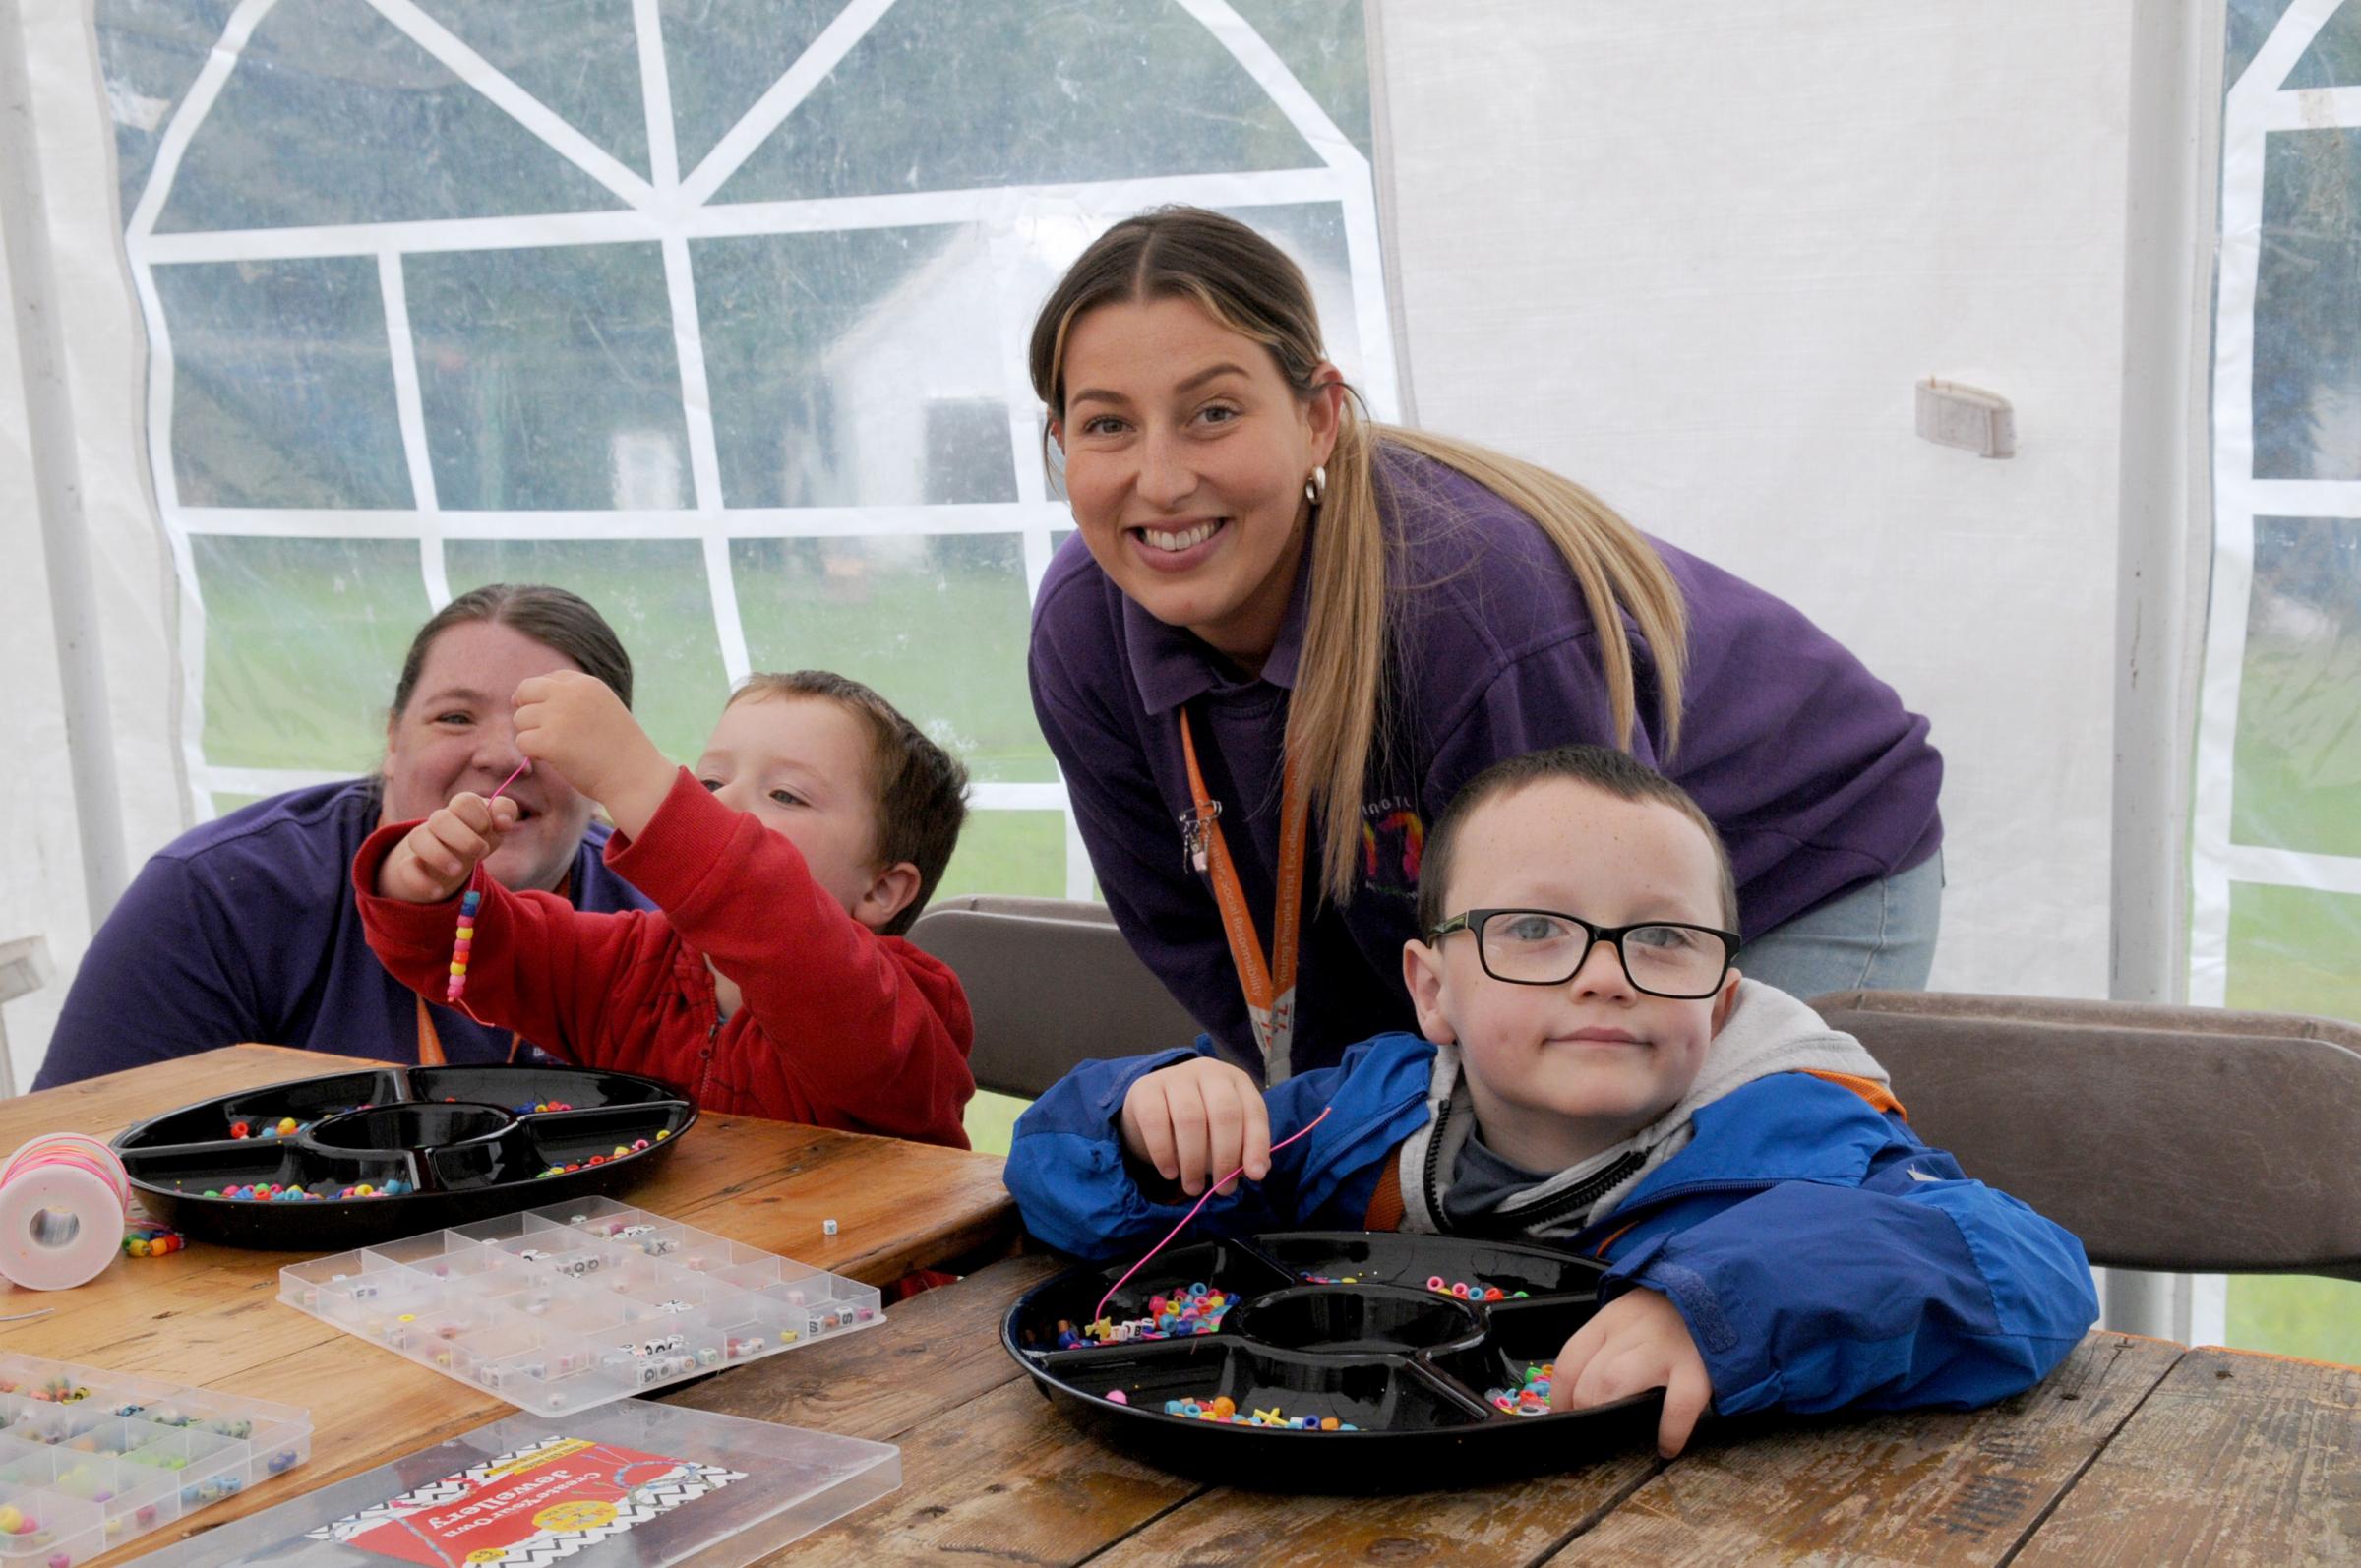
[512,672,673,837]
[378,792,519,903]
[1550,1288,1714,1457]
[1120,1057,1272,1198]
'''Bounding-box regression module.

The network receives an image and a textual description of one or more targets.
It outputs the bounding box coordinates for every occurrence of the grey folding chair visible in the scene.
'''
[1810,989,2361,1282]
[909,896,1202,1100]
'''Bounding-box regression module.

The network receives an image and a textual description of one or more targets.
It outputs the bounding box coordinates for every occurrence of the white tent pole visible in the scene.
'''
[2102,0,2226,1346]
[0,0,130,923]
[2111,4,2216,1008]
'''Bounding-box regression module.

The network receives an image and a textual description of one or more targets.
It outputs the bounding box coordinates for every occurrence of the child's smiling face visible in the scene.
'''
[1403,778,1741,1172]
[695,694,914,932]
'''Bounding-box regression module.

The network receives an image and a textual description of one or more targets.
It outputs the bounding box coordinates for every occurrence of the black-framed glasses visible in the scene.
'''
[1427,908,1739,998]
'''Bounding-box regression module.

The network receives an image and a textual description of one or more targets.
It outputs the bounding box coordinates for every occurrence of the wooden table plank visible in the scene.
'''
[1539,1333,2186,1566]
[773,1379,1204,1566]
[1091,1455,1661,1568]
[2013,1347,2361,1568]
[661,1253,1061,1443]
[3,1047,1018,1568]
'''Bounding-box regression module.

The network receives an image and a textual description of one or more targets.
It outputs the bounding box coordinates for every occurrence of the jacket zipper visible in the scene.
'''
[1476,1148,1650,1237]
[1426,1075,1650,1237]
[701,983,723,1099]
[1422,1089,1453,1224]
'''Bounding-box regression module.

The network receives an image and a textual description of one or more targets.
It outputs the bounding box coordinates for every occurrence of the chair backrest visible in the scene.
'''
[1810,989,2361,1281]
[909,896,1203,1100]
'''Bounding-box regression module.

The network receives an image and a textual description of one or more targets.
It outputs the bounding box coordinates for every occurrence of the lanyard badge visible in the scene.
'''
[1179,712,1308,1083]
[1178,801,1222,873]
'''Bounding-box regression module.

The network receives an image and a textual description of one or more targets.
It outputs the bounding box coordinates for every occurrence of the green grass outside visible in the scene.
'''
[964,1090,1028,1158]
[933,811,1064,903]
[2220,613,2361,1366]
[2223,1276,2361,1367]
[194,535,434,772]
[2229,599,2361,857]
[729,536,1054,784]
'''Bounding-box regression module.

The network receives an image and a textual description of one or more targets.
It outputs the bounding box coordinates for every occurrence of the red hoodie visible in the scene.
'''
[353,769,974,1148]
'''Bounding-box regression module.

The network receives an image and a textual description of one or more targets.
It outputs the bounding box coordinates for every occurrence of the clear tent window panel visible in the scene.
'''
[407,245,695,513]
[99,0,1393,904]
[153,0,634,232]
[730,534,1049,784]
[2228,516,2361,857]
[2200,0,2361,1363]
[193,535,433,772]
[693,224,1017,509]
[2252,129,2361,480]
[153,256,414,510]
[708,0,1324,203]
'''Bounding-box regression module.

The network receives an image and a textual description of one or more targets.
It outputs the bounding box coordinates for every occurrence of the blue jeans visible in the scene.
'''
[1736,852,1944,1005]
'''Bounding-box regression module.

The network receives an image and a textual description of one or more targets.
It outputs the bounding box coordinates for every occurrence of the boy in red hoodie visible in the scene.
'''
[355,668,975,1147]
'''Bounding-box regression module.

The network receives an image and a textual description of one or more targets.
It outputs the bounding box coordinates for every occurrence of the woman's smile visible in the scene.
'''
[1127,516,1230,569]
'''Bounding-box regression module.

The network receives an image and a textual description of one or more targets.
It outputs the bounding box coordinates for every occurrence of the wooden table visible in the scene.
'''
[660,1256,2360,1566]
[0,1047,1018,1566]
[22,1050,2357,1565]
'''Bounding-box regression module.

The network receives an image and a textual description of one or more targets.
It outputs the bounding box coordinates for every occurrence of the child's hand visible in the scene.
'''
[1550,1288,1714,1457]
[513,672,672,836]
[378,792,519,903]
[1120,1057,1271,1198]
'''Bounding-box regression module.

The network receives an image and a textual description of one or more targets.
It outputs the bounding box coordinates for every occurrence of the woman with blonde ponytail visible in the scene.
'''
[1029,208,1943,1082]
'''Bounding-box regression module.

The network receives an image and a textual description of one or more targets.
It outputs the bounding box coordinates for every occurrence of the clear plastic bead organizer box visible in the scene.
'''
[0,1353,312,1568]
[279,1196,883,1414]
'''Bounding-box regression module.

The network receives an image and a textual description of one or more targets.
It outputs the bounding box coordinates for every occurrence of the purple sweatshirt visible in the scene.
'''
[1029,444,1942,1078]
[32,780,650,1088]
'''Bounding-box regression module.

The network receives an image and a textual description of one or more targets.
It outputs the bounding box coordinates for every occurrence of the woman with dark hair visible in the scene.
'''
[33,584,653,1086]
[1028,208,1944,1082]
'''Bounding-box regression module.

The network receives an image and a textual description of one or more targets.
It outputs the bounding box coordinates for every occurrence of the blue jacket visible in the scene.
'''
[1006,1033,2098,1420]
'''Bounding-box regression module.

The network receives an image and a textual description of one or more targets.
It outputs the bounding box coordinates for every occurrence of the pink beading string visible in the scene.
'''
[1094,1105,1332,1322]
[445,760,531,1011]
[1,1133,129,1207]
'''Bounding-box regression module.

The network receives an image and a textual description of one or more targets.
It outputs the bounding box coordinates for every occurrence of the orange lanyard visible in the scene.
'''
[1179,710,1309,1083]
[414,995,524,1066]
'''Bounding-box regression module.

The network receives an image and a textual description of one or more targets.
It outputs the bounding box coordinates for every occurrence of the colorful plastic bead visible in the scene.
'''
[1485,1362,1555,1416]
[1158,1393,1357,1430]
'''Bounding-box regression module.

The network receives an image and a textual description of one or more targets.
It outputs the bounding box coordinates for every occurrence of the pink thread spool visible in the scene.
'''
[0,1133,129,1291]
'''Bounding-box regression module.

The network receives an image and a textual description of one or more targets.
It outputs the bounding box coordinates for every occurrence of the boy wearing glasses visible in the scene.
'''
[1004,745,2096,1456]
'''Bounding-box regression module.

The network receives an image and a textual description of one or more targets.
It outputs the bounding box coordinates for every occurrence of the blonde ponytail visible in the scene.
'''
[1291,418,1689,904]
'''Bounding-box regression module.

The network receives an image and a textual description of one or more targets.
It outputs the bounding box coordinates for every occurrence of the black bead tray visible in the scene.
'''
[1002,1231,1663,1492]
[111,1065,696,1251]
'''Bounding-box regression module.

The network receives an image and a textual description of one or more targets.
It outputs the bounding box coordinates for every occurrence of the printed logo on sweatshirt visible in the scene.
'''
[1359,797,1424,899]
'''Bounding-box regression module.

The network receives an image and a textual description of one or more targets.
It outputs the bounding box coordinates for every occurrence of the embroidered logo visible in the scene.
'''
[1360,804,1424,895]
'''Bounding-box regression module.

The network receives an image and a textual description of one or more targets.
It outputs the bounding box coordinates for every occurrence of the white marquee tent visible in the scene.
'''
[2,1,2354,1351]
